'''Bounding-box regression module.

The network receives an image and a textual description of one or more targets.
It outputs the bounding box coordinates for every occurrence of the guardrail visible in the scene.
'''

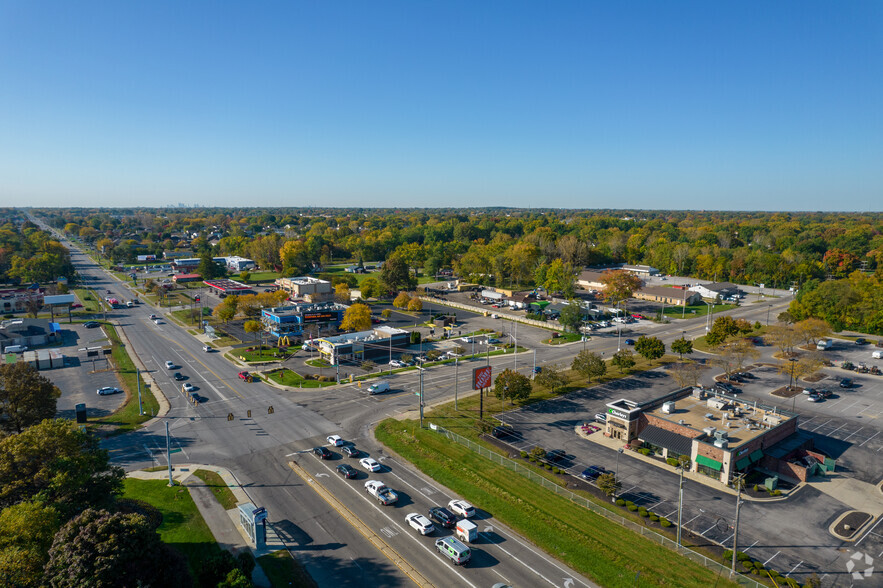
[431,424,764,588]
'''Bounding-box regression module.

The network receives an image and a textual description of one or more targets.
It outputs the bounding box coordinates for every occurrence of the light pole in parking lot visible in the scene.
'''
[613,447,624,500]
[766,304,772,326]
[676,462,685,548]
[730,474,746,576]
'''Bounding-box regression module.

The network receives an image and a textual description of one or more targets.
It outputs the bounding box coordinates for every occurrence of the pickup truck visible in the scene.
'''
[364,480,398,505]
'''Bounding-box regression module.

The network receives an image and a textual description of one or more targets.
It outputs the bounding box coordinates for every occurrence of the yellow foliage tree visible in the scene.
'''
[407,297,423,311]
[393,292,411,309]
[340,303,372,332]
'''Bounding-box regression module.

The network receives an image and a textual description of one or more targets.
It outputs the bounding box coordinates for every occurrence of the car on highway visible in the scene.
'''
[84,321,100,328]
[326,435,345,447]
[238,371,253,382]
[341,445,360,458]
[405,513,435,535]
[96,386,122,396]
[202,345,211,352]
[580,465,608,480]
[428,506,457,529]
[336,464,358,479]
[359,457,382,472]
[182,383,195,392]
[447,499,475,518]
[313,446,332,460]
[149,314,158,320]
[154,318,162,325]
[624,339,636,346]
[173,372,185,381]
[165,361,175,369]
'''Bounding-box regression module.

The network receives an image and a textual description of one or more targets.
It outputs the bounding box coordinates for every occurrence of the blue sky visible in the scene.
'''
[1,1,881,211]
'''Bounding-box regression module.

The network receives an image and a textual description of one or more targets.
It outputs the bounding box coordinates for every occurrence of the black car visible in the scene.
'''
[428,506,457,529]
[341,445,360,458]
[313,446,332,459]
[84,321,100,329]
[580,466,608,481]
[545,449,566,462]
[840,378,852,389]
[492,425,520,440]
[336,464,358,479]
[173,372,185,381]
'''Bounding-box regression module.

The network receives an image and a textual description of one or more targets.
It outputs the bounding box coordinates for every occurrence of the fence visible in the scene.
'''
[418,297,566,332]
[431,424,765,588]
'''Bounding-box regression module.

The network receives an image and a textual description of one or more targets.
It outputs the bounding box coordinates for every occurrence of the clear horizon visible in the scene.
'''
[2,1,881,211]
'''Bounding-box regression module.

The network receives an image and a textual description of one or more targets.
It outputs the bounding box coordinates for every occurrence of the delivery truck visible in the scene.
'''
[455,519,478,543]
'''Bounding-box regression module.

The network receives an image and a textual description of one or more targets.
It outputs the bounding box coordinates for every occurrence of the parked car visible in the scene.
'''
[96,386,122,396]
[405,513,435,535]
[807,394,819,402]
[326,435,345,447]
[855,338,868,345]
[428,506,457,529]
[491,425,520,440]
[84,321,100,328]
[341,445,360,458]
[624,339,636,346]
[447,499,475,518]
[802,387,815,395]
[202,345,211,352]
[580,465,608,480]
[840,378,853,388]
[149,314,158,320]
[336,464,358,479]
[359,457,382,472]
[594,413,607,423]
[313,446,332,459]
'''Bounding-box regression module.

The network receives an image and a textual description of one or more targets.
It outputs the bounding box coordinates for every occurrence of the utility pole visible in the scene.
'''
[418,368,424,428]
[137,368,143,416]
[514,320,518,372]
[731,474,745,575]
[532,349,536,379]
[166,421,173,486]
[676,464,685,548]
[454,358,459,410]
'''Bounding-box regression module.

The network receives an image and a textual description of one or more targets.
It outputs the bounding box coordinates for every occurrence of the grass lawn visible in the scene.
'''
[191,469,239,510]
[233,347,287,363]
[375,418,739,588]
[266,368,338,388]
[122,478,222,580]
[92,323,159,434]
[544,332,582,344]
[258,550,317,588]
[305,358,330,368]
[73,288,102,312]
[663,303,737,319]
[241,270,281,282]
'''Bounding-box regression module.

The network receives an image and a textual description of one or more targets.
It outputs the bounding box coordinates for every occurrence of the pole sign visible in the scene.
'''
[473,366,492,390]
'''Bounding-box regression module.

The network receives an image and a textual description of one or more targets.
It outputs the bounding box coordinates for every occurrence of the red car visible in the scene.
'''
[238,371,253,382]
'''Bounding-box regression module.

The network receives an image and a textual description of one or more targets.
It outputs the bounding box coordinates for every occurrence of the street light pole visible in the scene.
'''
[731,474,745,575]
[454,358,459,410]
[614,447,624,500]
[676,464,685,548]
[137,368,143,416]
[767,304,771,326]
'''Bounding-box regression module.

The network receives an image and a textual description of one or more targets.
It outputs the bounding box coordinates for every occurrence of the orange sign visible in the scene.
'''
[473,366,492,390]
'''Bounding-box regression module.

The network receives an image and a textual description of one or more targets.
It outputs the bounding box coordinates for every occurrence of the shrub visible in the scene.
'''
[544,464,552,470]
[520,451,528,459]
[529,457,536,463]
[625,501,635,507]
[530,447,547,459]
[666,457,679,466]
[639,448,652,456]
[638,506,647,514]
[649,514,659,522]
[615,498,626,506]
[736,552,751,562]
[753,484,760,492]
[723,550,733,562]
[639,510,650,518]
[660,518,672,527]
[627,504,638,512]
[772,489,782,496]
[741,561,754,571]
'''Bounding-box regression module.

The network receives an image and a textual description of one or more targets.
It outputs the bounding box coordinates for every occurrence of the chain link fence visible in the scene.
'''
[431,423,765,588]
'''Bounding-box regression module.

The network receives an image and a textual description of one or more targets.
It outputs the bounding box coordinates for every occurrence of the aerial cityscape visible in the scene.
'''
[1,3,881,588]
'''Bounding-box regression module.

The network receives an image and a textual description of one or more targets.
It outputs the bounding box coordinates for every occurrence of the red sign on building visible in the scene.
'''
[473,366,492,390]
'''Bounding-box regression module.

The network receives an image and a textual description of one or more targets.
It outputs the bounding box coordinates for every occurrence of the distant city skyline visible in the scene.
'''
[1,1,881,211]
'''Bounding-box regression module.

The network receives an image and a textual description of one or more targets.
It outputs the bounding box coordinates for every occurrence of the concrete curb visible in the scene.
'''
[112,319,170,419]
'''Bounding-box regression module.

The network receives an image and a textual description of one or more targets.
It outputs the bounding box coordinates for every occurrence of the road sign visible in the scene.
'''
[473,366,492,390]
[169,448,182,454]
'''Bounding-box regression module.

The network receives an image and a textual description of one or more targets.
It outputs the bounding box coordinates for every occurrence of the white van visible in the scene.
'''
[816,339,832,351]
[872,350,883,359]
[367,381,390,395]
[435,536,471,565]
[3,345,27,354]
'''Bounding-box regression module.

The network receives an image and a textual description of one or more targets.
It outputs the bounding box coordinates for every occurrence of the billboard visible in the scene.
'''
[302,311,337,323]
[137,254,157,262]
[473,366,492,390]
[43,294,75,305]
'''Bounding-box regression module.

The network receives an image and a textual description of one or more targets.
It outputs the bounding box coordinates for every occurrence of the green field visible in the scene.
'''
[663,303,738,319]
[191,469,239,510]
[258,550,317,588]
[265,368,338,388]
[73,288,102,312]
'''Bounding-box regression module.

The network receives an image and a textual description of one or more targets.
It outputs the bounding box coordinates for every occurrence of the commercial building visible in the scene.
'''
[633,286,701,307]
[274,277,332,303]
[261,302,347,340]
[203,279,252,296]
[225,256,256,272]
[0,287,44,314]
[0,318,61,352]
[602,387,826,484]
[172,257,227,270]
[688,282,741,300]
[576,270,608,290]
[316,325,410,366]
[173,273,202,284]
[163,250,194,260]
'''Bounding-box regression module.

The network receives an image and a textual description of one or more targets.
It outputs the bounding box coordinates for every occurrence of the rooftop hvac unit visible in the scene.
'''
[662,401,676,414]
[714,430,729,440]
[678,419,686,425]
[702,426,716,436]
[713,439,729,449]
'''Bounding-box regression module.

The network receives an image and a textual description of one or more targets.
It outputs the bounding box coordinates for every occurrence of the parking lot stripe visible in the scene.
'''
[842,427,864,441]
[701,523,718,536]
[856,511,883,546]
[742,540,758,553]
[721,532,733,544]
[860,431,880,446]
[839,399,865,413]
[785,560,803,577]
[827,422,849,436]
[809,419,832,432]
[683,513,702,526]
[763,551,780,566]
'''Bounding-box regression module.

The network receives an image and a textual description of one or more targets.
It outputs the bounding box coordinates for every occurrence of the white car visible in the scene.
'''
[359,457,382,472]
[165,361,175,369]
[405,513,435,535]
[182,383,195,392]
[154,319,162,325]
[448,499,475,518]
[326,434,345,447]
[389,360,404,368]
[96,386,121,396]
[202,345,211,352]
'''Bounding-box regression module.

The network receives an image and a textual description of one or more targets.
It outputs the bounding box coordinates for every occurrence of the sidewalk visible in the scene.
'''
[129,464,288,587]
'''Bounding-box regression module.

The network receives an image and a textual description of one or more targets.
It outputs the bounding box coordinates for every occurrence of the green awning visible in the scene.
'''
[530,300,550,309]
[750,449,764,463]
[735,457,751,470]
[696,455,723,471]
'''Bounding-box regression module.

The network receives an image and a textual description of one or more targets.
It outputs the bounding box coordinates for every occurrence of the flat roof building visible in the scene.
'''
[274,277,332,303]
[261,302,347,340]
[316,325,410,366]
[203,279,252,295]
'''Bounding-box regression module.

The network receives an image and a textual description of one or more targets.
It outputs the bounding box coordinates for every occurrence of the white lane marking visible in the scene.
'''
[859,431,880,447]
[839,399,865,414]
[683,513,702,526]
[742,540,758,553]
[701,522,718,536]
[479,531,559,587]
[763,551,780,566]
[172,437,189,459]
[383,470,433,500]
[809,419,831,432]
[842,427,864,441]
[785,560,803,577]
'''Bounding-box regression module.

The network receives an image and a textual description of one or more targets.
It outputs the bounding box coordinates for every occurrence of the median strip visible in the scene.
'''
[286,460,434,587]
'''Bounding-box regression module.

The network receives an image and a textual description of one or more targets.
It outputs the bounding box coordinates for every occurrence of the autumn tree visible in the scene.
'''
[239,270,251,283]
[596,472,621,497]
[243,320,263,355]
[0,501,60,588]
[407,297,423,312]
[671,336,693,360]
[0,419,124,518]
[712,339,759,379]
[669,361,705,388]
[571,351,606,383]
[213,304,236,324]
[534,364,567,393]
[794,318,830,345]
[600,270,643,306]
[634,336,665,363]
[0,363,62,434]
[340,303,372,332]
[705,315,749,346]
[393,292,411,309]
[493,369,532,405]
[334,282,351,304]
[766,324,800,357]
[45,508,191,588]
[611,349,636,373]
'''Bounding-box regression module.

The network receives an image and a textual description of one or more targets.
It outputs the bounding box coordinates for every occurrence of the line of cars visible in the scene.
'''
[165,360,195,392]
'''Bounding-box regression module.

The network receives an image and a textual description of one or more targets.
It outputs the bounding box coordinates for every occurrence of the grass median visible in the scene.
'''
[191,469,239,510]
[376,419,738,588]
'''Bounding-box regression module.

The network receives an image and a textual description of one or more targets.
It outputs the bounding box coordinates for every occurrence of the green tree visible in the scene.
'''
[611,349,636,373]
[671,337,693,360]
[239,270,251,283]
[634,336,665,363]
[542,259,575,298]
[557,302,583,333]
[243,320,263,356]
[45,508,190,588]
[534,364,567,393]
[359,277,383,299]
[493,369,532,405]
[340,303,372,332]
[0,363,61,434]
[197,251,224,280]
[0,420,124,518]
[218,568,254,588]
[596,472,621,497]
[0,501,60,588]
[571,351,606,382]
[380,254,416,293]
[213,304,236,324]
[706,315,741,346]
